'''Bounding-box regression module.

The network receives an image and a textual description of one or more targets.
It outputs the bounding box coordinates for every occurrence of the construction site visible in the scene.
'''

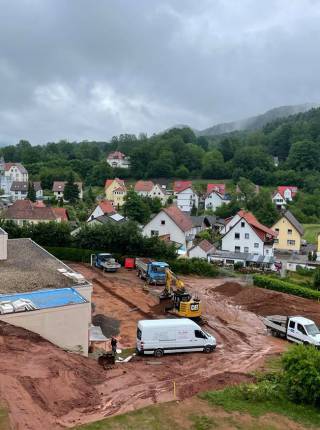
[1,259,320,429]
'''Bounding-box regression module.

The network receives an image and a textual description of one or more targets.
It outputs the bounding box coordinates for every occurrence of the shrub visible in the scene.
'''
[296,266,314,277]
[234,261,244,270]
[282,345,320,406]
[169,258,219,277]
[45,247,105,263]
[253,274,320,300]
[313,267,320,290]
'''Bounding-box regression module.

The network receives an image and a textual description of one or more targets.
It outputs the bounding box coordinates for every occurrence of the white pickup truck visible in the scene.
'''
[263,315,320,347]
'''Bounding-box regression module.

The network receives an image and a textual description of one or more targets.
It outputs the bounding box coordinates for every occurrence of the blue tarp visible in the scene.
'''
[0,287,87,310]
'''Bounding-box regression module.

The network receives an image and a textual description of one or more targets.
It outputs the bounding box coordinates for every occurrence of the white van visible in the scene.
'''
[136,318,216,357]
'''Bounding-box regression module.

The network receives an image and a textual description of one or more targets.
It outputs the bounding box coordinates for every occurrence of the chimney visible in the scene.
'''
[0,227,8,260]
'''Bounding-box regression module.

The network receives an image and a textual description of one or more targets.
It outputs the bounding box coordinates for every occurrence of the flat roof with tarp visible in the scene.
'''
[210,250,274,265]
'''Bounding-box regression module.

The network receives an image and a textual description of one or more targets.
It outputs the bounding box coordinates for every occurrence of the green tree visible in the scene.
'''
[63,173,80,203]
[287,140,320,171]
[202,149,225,179]
[282,344,320,406]
[175,165,189,179]
[313,268,320,289]
[27,182,36,202]
[122,190,151,224]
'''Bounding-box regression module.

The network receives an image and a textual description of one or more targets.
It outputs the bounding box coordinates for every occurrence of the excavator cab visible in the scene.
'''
[161,268,202,320]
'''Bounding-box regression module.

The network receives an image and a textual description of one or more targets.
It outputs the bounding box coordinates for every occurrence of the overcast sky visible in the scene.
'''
[0,0,320,144]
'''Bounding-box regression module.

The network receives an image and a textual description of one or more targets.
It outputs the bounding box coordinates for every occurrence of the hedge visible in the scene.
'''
[253,274,320,300]
[169,258,219,277]
[44,247,107,263]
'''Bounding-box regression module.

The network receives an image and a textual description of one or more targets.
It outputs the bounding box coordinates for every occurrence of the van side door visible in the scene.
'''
[295,323,310,344]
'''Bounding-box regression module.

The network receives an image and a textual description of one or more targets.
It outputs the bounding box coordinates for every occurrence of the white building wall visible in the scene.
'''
[143,212,187,248]
[0,302,91,356]
[222,221,268,255]
[188,247,207,259]
[87,205,104,221]
[204,192,226,211]
[272,192,286,207]
[176,188,198,212]
[150,184,167,204]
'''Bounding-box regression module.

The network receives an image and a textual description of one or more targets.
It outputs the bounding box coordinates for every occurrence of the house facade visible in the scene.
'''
[134,180,167,204]
[222,210,277,256]
[106,151,130,169]
[0,158,29,195]
[105,178,127,207]
[272,211,304,252]
[52,181,83,201]
[142,205,195,253]
[87,200,115,222]
[188,240,215,259]
[9,181,43,201]
[272,186,298,209]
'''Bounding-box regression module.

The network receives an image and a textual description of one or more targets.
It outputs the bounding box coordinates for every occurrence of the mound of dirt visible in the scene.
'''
[0,321,106,430]
[214,282,244,297]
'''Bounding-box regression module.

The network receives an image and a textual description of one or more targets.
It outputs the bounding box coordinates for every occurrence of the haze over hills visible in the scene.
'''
[197,103,319,137]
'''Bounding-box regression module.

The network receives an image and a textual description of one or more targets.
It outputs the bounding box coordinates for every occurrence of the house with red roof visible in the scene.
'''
[188,240,216,259]
[222,210,277,256]
[3,200,68,225]
[87,200,116,222]
[142,205,196,254]
[134,180,167,204]
[272,186,298,209]
[205,183,230,211]
[52,181,83,201]
[106,151,130,169]
[173,180,198,212]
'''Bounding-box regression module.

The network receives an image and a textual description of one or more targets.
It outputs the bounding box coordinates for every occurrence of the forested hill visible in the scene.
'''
[0,106,320,194]
[198,103,318,136]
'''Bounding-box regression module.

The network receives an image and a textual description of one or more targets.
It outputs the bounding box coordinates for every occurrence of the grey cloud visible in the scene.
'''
[0,0,319,144]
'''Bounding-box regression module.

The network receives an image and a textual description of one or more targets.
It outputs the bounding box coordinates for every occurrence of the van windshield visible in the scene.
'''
[305,323,320,336]
[137,328,142,340]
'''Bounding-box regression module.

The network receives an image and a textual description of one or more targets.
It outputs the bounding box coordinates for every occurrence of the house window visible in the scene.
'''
[151,230,159,236]
[245,233,249,239]
[274,239,279,244]
[288,229,292,235]
[235,246,241,252]
[265,249,269,255]
[254,243,259,248]
[161,220,165,225]
[287,240,296,246]
[241,221,245,227]
[275,228,279,233]
[235,233,240,239]
[244,247,249,252]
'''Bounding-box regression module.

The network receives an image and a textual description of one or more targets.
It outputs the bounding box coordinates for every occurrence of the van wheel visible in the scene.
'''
[154,349,164,358]
[204,345,213,353]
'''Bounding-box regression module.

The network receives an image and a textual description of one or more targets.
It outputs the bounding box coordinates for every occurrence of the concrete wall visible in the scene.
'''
[0,302,91,356]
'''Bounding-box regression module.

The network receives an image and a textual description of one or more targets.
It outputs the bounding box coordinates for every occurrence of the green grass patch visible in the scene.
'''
[0,405,10,430]
[200,384,320,428]
[303,224,320,244]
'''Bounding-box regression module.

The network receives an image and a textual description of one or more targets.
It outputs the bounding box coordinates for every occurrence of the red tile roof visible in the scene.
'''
[98,200,115,214]
[4,200,58,221]
[107,151,126,160]
[163,205,193,232]
[237,210,277,240]
[198,239,215,253]
[207,183,225,195]
[52,207,69,221]
[173,180,192,193]
[276,186,298,198]
[105,178,125,189]
[134,180,154,192]
[4,162,28,174]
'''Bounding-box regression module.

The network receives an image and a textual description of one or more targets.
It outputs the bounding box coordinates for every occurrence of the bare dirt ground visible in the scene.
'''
[1,265,320,430]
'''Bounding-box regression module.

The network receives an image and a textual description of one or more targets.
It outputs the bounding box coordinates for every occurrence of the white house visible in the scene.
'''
[272,186,298,209]
[106,151,130,169]
[0,158,28,195]
[52,181,83,201]
[222,210,277,256]
[134,180,167,204]
[205,183,230,211]
[142,205,195,254]
[9,181,43,201]
[87,200,115,222]
[172,181,198,212]
[188,240,215,259]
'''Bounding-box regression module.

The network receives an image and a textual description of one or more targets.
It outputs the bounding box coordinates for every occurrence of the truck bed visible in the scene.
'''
[262,315,288,334]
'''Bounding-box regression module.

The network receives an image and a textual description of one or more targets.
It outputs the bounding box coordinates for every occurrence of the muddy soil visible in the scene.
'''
[2,265,319,430]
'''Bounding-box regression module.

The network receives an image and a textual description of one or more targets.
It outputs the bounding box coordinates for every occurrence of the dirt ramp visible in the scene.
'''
[214,282,244,297]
